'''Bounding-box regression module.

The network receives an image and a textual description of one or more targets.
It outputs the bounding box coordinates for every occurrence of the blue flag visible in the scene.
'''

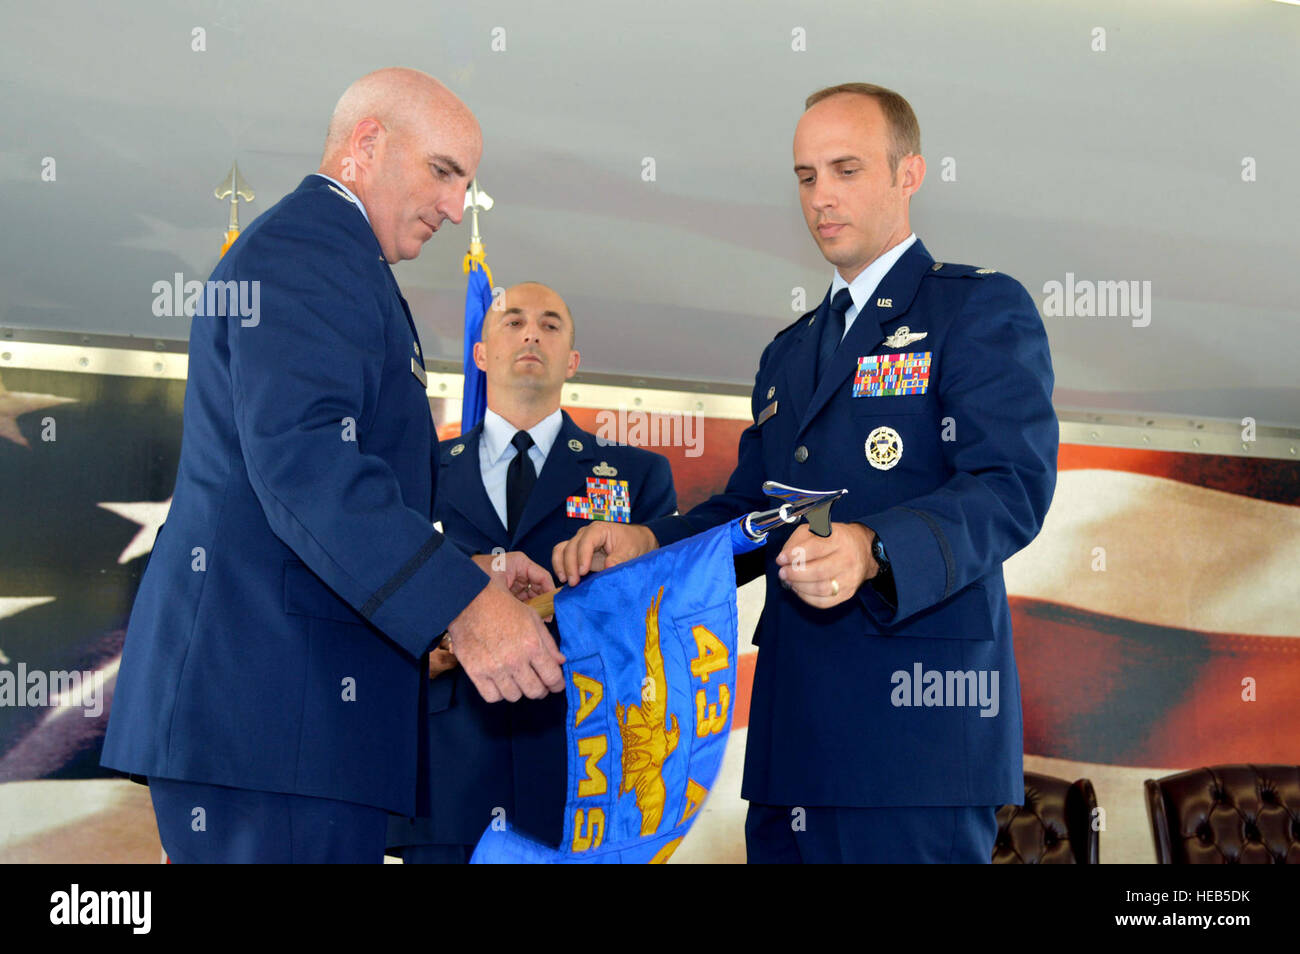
[472,519,763,863]
[460,262,491,431]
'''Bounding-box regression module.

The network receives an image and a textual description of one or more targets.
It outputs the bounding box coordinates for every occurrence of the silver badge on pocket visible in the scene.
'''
[866,426,902,470]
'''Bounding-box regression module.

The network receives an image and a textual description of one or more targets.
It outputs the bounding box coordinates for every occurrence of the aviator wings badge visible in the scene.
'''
[883,325,928,349]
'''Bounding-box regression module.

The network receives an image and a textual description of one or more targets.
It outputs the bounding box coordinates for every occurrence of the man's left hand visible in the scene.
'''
[775,522,880,609]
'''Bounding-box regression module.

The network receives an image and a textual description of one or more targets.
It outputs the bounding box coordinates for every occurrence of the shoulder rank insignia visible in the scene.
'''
[853,351,931,397]
[567,477,631,523]
[930,263,993,278]
[326,184,355,204]
[883,325,928,349]
[593,461,619,477]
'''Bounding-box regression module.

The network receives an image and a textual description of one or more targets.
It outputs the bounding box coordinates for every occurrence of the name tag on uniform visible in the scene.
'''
[853,351,931,398]
[410,356,428,387]
[566,477,631,523]
[757,400,778,426]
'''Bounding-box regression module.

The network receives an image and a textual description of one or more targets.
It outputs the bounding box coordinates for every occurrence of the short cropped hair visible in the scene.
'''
[804,83,921,180]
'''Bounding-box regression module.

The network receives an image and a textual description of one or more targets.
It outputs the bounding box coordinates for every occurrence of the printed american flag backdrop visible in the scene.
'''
[1,381,1296,863]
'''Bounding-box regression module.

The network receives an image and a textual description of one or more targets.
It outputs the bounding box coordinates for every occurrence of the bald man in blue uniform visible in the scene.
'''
[100,70,564,863]
[554,83,1058,863]
[387,283,676,862]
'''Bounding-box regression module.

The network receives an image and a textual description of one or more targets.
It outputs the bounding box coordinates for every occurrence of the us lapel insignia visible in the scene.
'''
[883,325,928,349]
[568,438,584,453]
[766,385,775,400]
[566,477,631,522]
[876,297,892,308]
[410,356,428,387]
[853,351,932,397]
[593,461,619,477]
[865,426,903,470]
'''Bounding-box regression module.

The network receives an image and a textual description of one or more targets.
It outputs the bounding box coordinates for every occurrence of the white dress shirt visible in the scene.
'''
[478,407,564,529]
[829,233,917,339]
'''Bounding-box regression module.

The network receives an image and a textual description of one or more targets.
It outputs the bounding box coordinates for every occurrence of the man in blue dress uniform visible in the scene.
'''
[387,282,677,862]
[555,83,1058,863]
[100,69,564,863]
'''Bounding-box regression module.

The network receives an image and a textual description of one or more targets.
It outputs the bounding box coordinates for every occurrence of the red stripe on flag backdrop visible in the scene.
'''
[1012,596,1300,766]
[1058,445,1300,506]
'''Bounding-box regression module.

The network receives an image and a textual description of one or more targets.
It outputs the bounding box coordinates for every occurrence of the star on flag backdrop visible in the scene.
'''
[0,367,182,790]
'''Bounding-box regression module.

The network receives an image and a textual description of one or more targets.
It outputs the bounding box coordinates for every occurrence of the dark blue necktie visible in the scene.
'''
[816,288,854,379]
[505,430,536,535]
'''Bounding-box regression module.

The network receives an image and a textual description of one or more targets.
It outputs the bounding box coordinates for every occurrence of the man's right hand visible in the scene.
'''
[552,522,658,585]
[445,583,565,703]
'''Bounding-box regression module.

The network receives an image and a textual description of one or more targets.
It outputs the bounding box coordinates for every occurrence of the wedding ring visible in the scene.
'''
[830,578,839,596]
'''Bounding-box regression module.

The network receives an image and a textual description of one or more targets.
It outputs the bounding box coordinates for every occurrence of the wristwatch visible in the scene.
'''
[867,532,897,605]
[872,536,891,575]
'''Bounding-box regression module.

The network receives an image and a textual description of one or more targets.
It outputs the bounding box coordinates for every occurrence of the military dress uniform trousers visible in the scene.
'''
[745,802,999,864]
[397,843,475,865]
[149,777,389,863]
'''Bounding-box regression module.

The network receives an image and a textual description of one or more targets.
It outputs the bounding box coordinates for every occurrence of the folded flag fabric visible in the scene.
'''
[472,519,762,863]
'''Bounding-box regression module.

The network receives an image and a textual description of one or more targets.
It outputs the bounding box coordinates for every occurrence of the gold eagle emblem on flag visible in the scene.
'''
[615,586,679,836]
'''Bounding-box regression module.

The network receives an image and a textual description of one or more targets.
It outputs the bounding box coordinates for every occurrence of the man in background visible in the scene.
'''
[388,282,676,862]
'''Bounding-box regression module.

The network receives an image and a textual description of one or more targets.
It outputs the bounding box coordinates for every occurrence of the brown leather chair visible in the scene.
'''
[1145,764,1300,864]
[993,772,1099,863]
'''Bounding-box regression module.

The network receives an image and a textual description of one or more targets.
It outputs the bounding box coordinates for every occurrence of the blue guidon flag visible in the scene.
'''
[472,483,844,863]
[460,260,491,432]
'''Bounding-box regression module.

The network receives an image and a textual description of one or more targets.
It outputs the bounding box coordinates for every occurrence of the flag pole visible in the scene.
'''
[214,162,254,258]
[460,179,495,431]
